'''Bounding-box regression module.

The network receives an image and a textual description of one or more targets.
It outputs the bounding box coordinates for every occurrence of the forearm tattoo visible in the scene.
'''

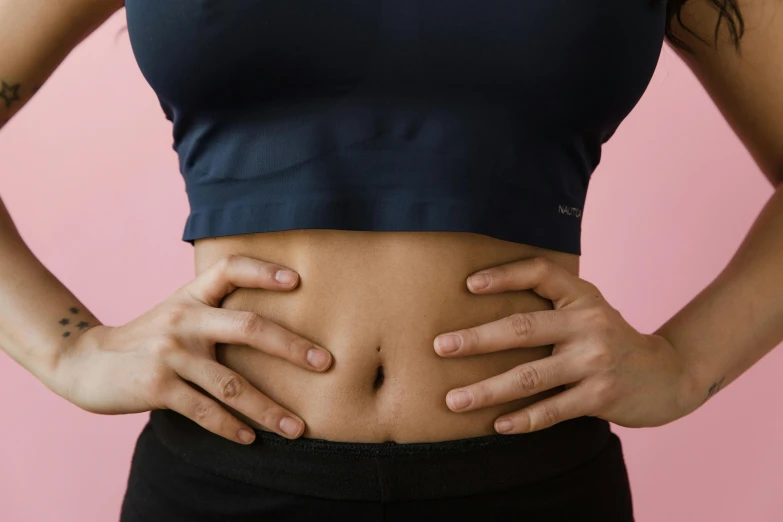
[0,80,21,109]
[704,376,726,403]
[58,307,90,338]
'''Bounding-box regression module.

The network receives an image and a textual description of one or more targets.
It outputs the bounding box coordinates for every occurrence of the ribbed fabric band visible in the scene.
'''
[150,409,611,502]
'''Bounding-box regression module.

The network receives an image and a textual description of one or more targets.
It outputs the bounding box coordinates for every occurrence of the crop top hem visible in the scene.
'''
[182,198,582,255]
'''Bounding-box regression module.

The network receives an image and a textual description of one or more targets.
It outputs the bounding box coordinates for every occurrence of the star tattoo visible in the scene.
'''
[76,321,89,329]
[69,307,80,314]
[59,318,70,326]
[0,81,20,109]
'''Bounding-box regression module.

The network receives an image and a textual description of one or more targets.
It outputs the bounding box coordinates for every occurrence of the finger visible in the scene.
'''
[192,308,333,372]
[434,309,579,357]
[162,379,259,445]
[493,384,596,434]
[465,257,593,308]
[445,354,585,412]
[185,255,300,307]
[168,352,306,439]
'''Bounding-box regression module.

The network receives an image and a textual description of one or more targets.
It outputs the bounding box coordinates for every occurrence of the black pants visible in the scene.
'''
[121,410,634,521]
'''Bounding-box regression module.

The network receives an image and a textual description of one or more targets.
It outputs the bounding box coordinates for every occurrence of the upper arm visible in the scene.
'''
[668,0,783,187]
[0,0,124,123]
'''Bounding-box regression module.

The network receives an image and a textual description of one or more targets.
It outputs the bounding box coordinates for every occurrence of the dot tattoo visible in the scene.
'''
[59,307,84,337]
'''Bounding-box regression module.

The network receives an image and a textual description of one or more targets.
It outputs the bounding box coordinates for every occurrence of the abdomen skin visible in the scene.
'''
[194,229,576,443]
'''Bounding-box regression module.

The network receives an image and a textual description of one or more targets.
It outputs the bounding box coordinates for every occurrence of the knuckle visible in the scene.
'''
[595,309,616,331]
[285,336,311,358]
[539,404,560,427]
[507,313,533,339]
[233,312,264,337]
[512,365,540,394]
[217,254,238,273]
[593,378,617,405]
[595,318,617,339]
[161,303,189,329]
[585,307,616,336]
[585,346,614,370]
[463,328,480,349]
[152,334,182,358]
[531,256,552,278]
[192,400,213,422]
[581,279,601,296]
[255,408,280,431]
[216,374,245,401]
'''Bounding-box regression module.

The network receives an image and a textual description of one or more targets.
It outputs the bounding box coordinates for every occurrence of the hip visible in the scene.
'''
[120,411,633,520]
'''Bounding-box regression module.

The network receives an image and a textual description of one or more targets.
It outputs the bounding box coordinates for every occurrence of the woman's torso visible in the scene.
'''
[128,0,665,443]
[194,230,577,443]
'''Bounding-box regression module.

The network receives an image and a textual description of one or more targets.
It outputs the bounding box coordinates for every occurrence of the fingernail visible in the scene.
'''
[496,419,513,433]
[279,417,303,438]
[436,334,462,354]
[447,390,473,410]
[275,269,298,286]
[467,272,490,291]
[306,348,331,370]
[237,428,256,444]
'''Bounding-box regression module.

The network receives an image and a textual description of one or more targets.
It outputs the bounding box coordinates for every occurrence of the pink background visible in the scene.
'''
[1,11,781,522]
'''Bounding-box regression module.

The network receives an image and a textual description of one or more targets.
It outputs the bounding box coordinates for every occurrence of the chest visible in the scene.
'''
[125,0,666,129]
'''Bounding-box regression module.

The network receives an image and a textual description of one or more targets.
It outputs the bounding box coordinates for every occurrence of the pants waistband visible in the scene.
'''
[150,409,611,502]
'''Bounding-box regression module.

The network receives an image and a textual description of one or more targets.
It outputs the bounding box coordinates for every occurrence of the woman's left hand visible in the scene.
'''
[433,257,703,434]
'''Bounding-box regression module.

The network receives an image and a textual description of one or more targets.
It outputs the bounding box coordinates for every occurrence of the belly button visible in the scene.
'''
[372,364,385,389]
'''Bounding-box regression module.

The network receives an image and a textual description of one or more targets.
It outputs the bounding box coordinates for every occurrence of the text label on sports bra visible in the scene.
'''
[557,205,582,219]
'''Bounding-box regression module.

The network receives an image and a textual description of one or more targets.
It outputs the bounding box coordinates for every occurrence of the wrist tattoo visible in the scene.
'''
[0,80,21,109]
[705,376,726,402]
[58,306,89,339]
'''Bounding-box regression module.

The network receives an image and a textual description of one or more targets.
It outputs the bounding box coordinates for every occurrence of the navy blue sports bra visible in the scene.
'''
[125,0,666,255]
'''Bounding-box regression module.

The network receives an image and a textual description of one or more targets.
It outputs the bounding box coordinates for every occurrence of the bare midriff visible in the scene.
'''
[193,229,579,443]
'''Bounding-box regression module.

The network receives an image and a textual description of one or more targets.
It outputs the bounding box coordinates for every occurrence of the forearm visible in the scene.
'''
[0,0,124,385]
[0,197,101,392]
[655,184,783,403]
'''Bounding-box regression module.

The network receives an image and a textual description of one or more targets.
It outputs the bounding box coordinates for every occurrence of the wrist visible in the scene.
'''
[48,323,108,402]
[654,332,714,414]
[678,355,709,414]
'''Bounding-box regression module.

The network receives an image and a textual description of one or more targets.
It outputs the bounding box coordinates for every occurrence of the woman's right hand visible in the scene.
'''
[51,255,333,444]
